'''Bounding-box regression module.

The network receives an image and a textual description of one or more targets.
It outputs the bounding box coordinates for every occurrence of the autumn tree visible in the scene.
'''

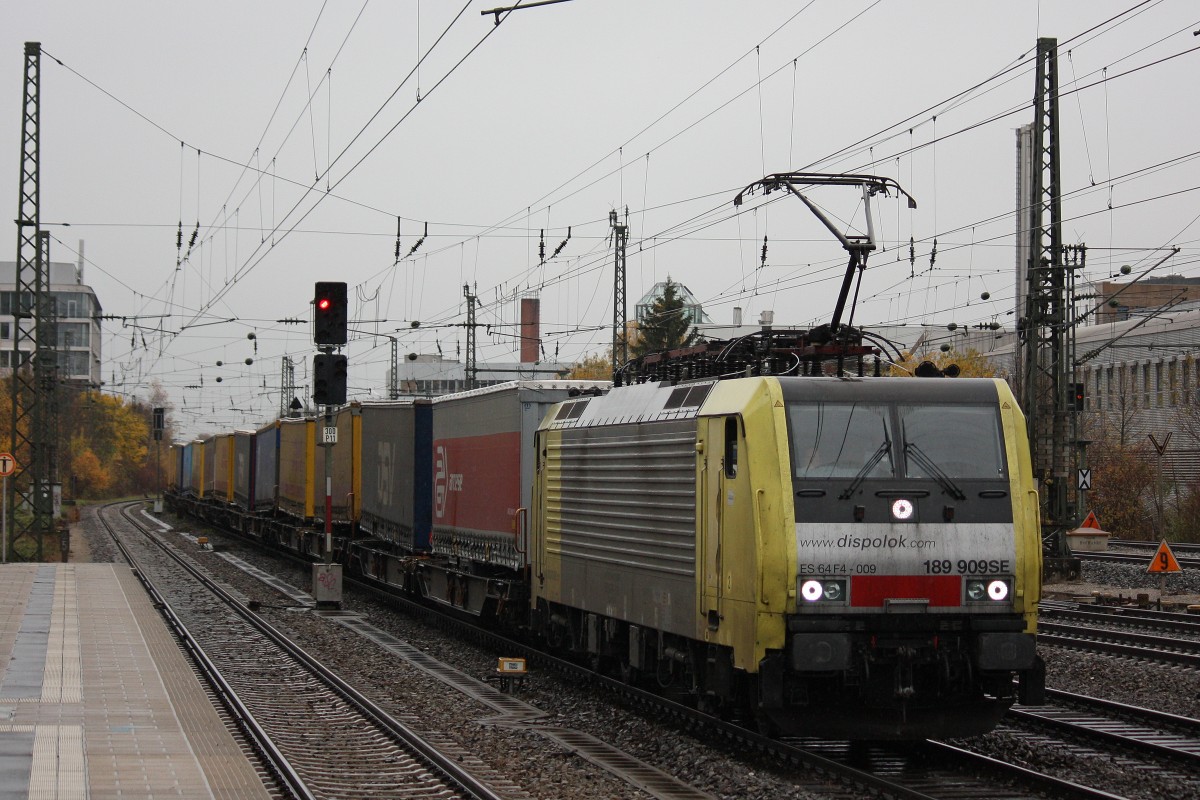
[1087,438,1155,538]
[631,277,698,358]
[567,349,613,380]
[58,388,161,499]
[69,444,110,497]
[1093,366,1141,448]
[1168,479,1200,543]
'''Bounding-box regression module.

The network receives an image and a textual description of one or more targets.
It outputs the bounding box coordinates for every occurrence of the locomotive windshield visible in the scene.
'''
[898,405,1005,479]
[790,402,893,479]
[788,401,1006,481]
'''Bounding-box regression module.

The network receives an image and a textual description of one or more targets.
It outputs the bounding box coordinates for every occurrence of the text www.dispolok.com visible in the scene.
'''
[798,535,936,550]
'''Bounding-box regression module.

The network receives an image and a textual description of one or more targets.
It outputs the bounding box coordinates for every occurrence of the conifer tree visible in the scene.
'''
[631,277,698,358]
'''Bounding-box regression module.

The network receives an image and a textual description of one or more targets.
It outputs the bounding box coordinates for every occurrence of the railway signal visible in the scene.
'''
[313,354,347,405]
[313,281,348,345]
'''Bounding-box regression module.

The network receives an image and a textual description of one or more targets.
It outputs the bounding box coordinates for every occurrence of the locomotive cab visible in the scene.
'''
[767,376,1044,738]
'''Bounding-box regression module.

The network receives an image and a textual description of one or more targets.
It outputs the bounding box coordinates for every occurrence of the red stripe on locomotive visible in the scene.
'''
[850,575,962,607]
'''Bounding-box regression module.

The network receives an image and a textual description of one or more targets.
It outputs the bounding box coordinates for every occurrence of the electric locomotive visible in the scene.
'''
[530,366,1043,739]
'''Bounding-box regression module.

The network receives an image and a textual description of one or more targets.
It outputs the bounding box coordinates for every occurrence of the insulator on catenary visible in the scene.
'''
[760,235,768,268]
[539,229,545,264]
[550,227,572,260]
[394,217,402,263]
[406,221,428,258]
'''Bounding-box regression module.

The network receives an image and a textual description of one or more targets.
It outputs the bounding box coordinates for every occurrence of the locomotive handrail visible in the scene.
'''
[513,507,527,555]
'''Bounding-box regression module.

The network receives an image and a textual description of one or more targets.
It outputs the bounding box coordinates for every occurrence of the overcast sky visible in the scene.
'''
[4,0,1198,437]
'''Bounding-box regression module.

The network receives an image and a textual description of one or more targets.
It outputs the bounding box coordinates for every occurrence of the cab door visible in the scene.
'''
[700,417,724,635]
[702,416,751,637]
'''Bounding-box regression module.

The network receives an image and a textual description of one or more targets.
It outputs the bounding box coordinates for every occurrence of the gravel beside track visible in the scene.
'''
[74,505,1200,799]
[952,559,1200,800]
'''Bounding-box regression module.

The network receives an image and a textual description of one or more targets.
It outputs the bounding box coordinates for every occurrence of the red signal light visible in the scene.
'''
[313,281,347,345]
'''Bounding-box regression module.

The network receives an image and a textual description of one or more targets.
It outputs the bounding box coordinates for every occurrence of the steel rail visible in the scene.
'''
[112,501,508,800]
[97,502,314,800]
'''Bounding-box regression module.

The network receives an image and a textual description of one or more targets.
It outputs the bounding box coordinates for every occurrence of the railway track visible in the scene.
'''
[1108,538,1200,557]
[163,504,1147,800]
[99,502,515,800]
[1011,688,1200,767]
[1037,620,1200,667]
[1074,549,1200,570]
[1041,600,1200,640]
[1075,538,1200,570]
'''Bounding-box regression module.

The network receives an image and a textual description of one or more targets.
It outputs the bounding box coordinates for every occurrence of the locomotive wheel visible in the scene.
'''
[618,662,639,686]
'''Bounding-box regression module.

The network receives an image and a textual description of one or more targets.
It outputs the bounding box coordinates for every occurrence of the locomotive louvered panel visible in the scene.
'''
[550,423,696,575]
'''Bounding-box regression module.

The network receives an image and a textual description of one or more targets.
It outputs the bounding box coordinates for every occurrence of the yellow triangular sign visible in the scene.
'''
[1079,511,1102,530]
[1147,539,1181,574]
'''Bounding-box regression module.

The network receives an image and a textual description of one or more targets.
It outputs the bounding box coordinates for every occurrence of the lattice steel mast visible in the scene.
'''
[9,42,58,560]
[463,284,477,390]
[280,356,296,417]
[610,209,628,375]
[1020,38,1082,566]
[389,337,400,399]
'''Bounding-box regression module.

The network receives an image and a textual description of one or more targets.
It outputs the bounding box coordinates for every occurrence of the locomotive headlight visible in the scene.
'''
[966,578,1011,602]
[891,498,914,520]
[801,580,824,602]
[822,580,845,601]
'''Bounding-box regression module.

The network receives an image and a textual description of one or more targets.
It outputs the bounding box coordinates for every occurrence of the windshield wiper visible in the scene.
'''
[838,440,891,500]
[904,443,966,500]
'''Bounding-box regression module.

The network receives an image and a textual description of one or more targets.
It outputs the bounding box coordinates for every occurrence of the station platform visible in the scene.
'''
[0,564,270,799]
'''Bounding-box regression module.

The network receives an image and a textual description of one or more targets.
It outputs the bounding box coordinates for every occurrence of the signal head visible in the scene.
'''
[313,281,348,345]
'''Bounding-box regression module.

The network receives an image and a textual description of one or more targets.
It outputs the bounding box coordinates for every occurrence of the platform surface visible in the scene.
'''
[0,563,270,799]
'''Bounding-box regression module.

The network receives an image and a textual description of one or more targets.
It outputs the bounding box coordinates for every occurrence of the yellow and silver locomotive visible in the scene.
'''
[532,372,1043,739]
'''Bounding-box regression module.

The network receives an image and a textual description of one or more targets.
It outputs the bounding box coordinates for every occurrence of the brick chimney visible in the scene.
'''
[520,297,540,363]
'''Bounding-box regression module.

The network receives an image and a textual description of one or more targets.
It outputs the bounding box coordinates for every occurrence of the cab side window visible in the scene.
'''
[724,417,738,478]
